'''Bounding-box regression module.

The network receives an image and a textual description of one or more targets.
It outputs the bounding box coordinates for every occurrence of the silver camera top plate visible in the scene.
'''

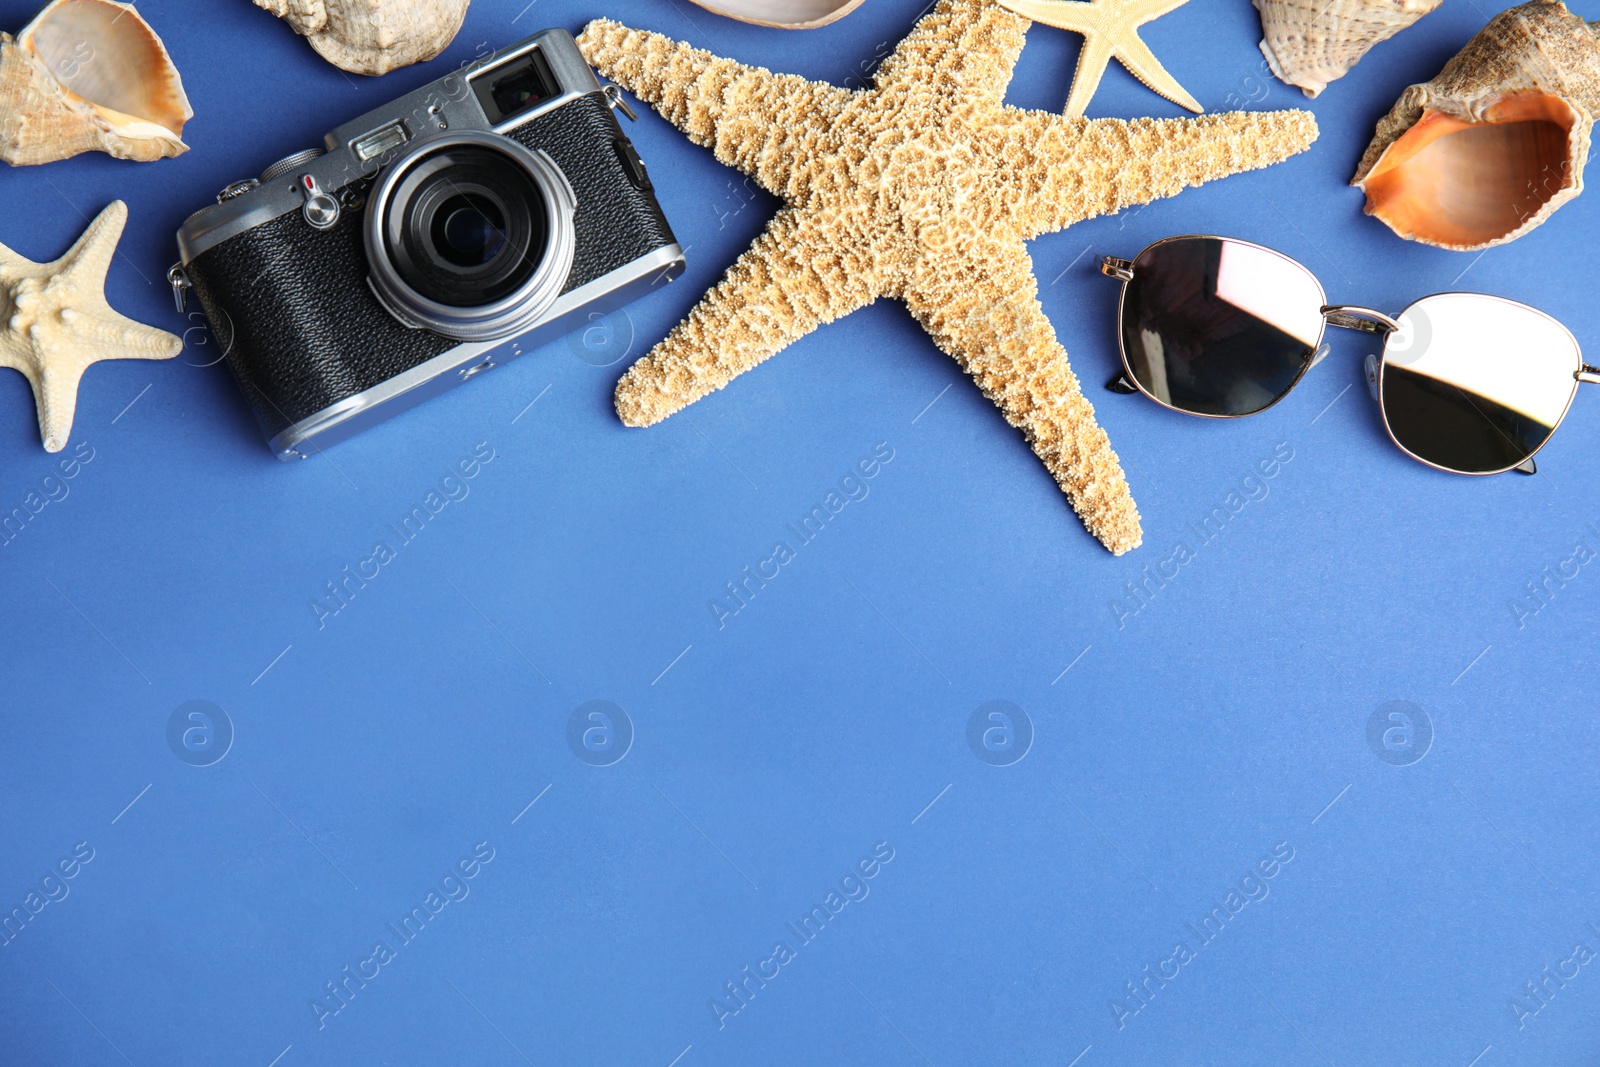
[175,28,601,266]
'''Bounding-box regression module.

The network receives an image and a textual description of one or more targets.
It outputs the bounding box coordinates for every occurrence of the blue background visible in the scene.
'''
[2,0,1597,1064]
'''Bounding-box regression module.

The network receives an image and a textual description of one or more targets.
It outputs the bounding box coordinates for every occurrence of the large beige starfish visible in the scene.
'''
[0,200,181,451]
[578,0,1316,554]
[998,0,1203,116]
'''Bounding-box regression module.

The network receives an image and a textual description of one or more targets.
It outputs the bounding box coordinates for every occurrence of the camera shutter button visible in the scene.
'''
[298,174,342,230]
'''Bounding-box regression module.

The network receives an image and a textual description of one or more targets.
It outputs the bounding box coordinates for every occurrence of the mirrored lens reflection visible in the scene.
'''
[1382,293,1580,473]
[1121,238,1325,416]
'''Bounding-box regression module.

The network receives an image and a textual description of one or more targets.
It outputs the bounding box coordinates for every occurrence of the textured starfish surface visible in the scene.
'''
[0,200,181,452]
[578,0,1317,554]
[997,0,1202,116]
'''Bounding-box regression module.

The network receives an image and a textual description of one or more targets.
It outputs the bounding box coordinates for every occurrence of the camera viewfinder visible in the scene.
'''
[474,49,559,126]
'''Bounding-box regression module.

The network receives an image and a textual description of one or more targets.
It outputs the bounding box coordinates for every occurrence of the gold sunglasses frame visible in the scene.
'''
[1100,234,1598,477]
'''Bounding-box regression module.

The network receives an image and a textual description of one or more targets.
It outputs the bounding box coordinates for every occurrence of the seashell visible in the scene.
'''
[0,0,192,167]
[1255,0,1442,98]
[255,0,470,75]
[1352,0,1600,251]
[681,0,866,29]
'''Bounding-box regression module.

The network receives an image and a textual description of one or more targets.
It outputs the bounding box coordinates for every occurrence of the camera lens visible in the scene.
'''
[366,131,576,341]
[435,196,508,267]
[386,145,546,306]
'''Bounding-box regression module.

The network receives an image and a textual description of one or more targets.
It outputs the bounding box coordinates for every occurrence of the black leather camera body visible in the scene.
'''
[171,29,684,459]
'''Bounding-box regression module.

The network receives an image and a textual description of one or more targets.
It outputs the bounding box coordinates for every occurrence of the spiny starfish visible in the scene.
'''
[997,0,1203,116]
[0,200,181,451]
[578,0,1316,554]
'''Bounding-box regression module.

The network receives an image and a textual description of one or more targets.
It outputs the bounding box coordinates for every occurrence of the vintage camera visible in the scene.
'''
[171,29,684,459]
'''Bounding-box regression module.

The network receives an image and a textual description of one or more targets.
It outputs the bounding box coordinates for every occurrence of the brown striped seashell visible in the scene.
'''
[1352,0,1600,251]
[255,0,470,75]
[0,0,192,167]
[1255,0,1442,98]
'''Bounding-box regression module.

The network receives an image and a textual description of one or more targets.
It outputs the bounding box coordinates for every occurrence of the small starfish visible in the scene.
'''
[579,0,1316,553]
[997,0,1203,117]
[0,201,181,452]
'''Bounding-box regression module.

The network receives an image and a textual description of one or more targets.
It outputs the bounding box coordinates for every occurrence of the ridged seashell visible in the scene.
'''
[682,0,866,29]
[255,0,470,75]
[1352,0,1600,251]
[0,0,191,167]
[1255,0,1442,98]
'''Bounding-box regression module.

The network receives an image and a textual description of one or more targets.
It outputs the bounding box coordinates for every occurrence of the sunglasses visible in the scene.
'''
[1099,235,1598,476]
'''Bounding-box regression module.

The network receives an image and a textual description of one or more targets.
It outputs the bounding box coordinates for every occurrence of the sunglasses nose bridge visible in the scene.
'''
[1321,304,1401,335]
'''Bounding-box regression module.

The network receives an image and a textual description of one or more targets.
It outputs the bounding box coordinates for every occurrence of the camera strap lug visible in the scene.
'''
[167,264,192,314]
[602,83,637,122]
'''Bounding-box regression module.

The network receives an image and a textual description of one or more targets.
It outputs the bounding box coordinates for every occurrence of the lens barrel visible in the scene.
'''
[365,131,576,342]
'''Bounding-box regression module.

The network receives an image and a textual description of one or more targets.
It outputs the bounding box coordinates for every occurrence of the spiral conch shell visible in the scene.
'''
[0,0,192,167]
[1255,0,1442,98]
[255,0,470,76]
[1352,0,1600,251]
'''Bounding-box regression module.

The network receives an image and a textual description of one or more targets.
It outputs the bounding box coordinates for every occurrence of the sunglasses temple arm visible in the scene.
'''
[1101,257,1134,282]
[1100,258,1138,394]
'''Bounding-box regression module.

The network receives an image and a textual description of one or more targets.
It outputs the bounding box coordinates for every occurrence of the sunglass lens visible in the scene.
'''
[1381,294,1580,474]
[1120,237,1325,416]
